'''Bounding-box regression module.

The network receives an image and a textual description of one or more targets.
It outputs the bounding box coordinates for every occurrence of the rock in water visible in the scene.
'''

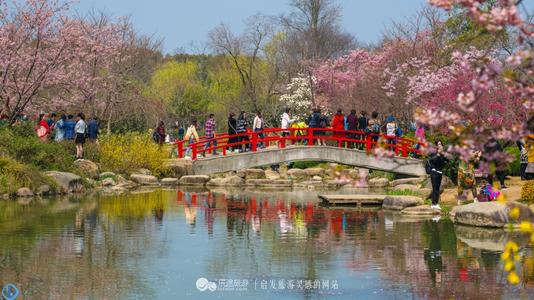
[16,187,34,198]
[73,160,99,179]
[451,201,534,228]
[162,160,193,178]
[401,205,440,216]
[245,169,266,179]
[179,175,210,186]
[130,174,159,185]
[45,171,83,194]
[286,169,309,181]
[383,196,423,211]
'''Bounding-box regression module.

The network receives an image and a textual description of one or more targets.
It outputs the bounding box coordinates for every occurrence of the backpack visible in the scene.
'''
[371,123,380,133]
[319,116,327,128]
[152,130,159,143]
[395,127,403,137]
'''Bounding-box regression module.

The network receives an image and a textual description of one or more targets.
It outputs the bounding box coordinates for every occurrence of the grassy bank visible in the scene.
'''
[0,122,171,195]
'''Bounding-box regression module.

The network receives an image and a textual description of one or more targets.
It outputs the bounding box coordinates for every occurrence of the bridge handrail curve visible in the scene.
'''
[175,127,425,160]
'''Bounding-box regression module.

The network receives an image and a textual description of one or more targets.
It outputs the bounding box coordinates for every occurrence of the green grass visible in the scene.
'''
[386,189,420,196]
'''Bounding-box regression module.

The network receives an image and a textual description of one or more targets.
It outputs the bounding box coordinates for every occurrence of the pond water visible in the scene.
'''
[0,188,533,299]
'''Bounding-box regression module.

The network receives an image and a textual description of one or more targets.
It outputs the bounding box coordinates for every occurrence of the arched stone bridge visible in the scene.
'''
[191,145,425,176]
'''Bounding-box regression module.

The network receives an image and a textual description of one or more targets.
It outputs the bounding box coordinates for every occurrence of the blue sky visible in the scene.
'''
[74,0,430,53]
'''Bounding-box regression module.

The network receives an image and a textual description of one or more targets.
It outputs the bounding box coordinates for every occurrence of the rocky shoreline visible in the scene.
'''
[3,159,533,229]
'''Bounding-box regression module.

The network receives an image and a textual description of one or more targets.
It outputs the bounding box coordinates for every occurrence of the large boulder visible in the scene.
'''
[36,185,51,196]
[401,205,440,216]
[73,160,99,179]
[369,177,389,188]
[225,176,245,186]
[286,168,309,181]
[305,168,325,177]
[207,177,226,187]
[180,175,210,186]
[451,201,534,228]
[130,174,159,185]
[245,169,266,179]
[16,187,34,198]
[383,196,424,211]
[163,159,193,178]
[45,171,83,194]
[264,169,281,180]
[390,177,426,187]
[246,179,293,188]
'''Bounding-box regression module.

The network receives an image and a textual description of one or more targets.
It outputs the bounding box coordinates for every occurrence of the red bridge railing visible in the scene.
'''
[175,127,423,160]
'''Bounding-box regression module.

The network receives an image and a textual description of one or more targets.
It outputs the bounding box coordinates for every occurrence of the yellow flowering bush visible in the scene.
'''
[521,180,534,204]
[99,133,168,177]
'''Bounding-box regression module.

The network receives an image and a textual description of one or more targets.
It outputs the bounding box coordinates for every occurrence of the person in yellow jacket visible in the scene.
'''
[291,121,307,144]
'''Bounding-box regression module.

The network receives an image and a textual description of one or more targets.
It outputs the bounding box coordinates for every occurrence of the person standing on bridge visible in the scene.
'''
[203,114,217,156]
[332,109,345,143]
[253,112,265,149]
[346,109,358,148]
[367,111,381,145]
[236,111,250,153]
[357,111,368,150]
[281,107,296,138]
[184,119,200,158]
[227,112,238,152]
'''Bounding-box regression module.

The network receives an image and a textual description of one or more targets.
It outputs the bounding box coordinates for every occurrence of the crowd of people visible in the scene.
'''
[0,112,101,161]
[157,107,422,157]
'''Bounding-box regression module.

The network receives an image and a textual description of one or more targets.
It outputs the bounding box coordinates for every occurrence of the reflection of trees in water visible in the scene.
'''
[0,192,171,299]
[190,190,531,299]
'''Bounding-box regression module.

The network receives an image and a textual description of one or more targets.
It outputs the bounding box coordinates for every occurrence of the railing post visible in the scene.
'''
[177,140,183,158]
[192,143,197,160]
[307,128,313,146]
[251,132,258,152]
[280,134,285,149]
[402,141,408,157]
[366,135,372,152]
[291,129,296,145]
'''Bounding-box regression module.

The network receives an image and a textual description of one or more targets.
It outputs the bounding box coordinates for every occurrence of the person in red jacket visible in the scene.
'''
[36,113,50,140]
[331,109,345,143]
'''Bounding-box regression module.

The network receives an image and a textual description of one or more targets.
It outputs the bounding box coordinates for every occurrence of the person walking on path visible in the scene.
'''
[184,119,200,158]
[88,117,100,144]
[36,114,50,141]
[64,115,76,140]
[54,114,66,142]
[281,108,295,138]
[75,113,87,160]
[346,109,358,148]
[429,140,447,210]
[253,112,264,149]
[203,114,217,156]
[236,111,249,153]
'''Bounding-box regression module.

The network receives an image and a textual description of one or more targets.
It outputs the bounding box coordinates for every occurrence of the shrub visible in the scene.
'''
[369,170,395,181]
[99,133,168,176]
[521,180,534,204]
[0,122,74,171]
[504,146,521,176]
[0,156,56,195]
